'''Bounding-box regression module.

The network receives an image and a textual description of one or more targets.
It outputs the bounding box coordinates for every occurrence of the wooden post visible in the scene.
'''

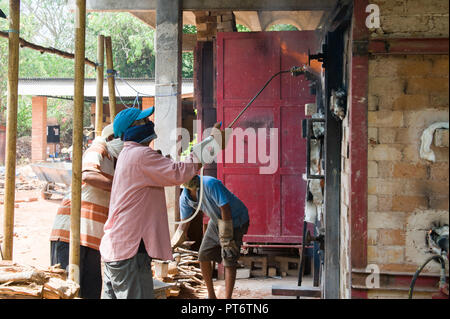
[105,36,116,120]
[69,0,86,285]
[95,35,104,136]
[2,0,20,261]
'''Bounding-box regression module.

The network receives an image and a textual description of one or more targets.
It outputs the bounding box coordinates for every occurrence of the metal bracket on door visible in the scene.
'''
[302,118,325,180]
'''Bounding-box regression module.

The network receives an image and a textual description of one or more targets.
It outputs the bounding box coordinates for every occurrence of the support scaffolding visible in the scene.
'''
[105,36,117,120]
[2,0,20,261]
[68,0,86,285]
[95,34,105,136]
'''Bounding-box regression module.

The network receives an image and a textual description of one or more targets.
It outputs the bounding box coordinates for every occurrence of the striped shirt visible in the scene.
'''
[50,142,115,250]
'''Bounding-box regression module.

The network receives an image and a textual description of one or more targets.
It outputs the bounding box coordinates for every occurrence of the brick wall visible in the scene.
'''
[367,54,449,277]
[340,0,450,299]
[371,0,449,38]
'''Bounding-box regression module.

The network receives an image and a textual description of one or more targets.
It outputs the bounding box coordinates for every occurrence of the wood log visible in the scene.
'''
[43,277,79,299]
[0,270,47,285]
[0,284,43,299]
[175,247,199,255]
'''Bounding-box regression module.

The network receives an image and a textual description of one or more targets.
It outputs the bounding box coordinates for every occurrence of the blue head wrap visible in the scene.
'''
[123,121,157,144]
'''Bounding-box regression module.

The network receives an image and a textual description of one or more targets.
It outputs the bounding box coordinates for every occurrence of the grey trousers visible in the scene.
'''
[102,241,154,299]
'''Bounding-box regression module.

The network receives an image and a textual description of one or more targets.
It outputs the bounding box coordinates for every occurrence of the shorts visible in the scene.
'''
[198,220,249,267]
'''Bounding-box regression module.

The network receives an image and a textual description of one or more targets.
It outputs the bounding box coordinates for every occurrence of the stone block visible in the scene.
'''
[393,163,428,179]
[392,94,429,110]
[368,211,406,230]
[274,256,300,277]
[238,255,268,277]
[368,144,403,161]
[378,229,406,246]
[434,128,449,147]
[392,195,428,212]
[368,111,404,128]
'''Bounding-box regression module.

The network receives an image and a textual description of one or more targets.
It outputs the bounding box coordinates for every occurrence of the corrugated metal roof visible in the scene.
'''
[18,78,194,98]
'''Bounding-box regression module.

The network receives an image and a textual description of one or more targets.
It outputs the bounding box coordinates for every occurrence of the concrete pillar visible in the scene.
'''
[154,0,183,234]
[31,96,47,162]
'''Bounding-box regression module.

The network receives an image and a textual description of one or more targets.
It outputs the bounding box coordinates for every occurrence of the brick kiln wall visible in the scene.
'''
[364,0,448,298]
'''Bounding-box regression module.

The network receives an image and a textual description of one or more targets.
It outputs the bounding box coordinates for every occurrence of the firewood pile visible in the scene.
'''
[0,261,79,299]
[153,246,208,299]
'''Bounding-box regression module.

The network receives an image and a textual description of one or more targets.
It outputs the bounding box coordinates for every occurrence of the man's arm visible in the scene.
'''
[171,221,191,249]
[219,203,232,221]
[82,171,113,192]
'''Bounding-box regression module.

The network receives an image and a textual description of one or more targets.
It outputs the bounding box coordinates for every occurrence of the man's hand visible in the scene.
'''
[210,122,226,151]
[171,226,187,249]
[218,218,239,261]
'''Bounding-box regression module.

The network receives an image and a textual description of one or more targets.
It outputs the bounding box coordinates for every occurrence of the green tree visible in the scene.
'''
[86,12,156,78]
[268,24,299,31]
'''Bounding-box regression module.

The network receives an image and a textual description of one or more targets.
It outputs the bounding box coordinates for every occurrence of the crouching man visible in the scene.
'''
[172,175,250,299]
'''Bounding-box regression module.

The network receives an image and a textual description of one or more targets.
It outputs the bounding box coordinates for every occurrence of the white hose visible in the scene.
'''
[170,166,205,225]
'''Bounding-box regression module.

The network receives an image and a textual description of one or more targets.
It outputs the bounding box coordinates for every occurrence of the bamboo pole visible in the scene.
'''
[2,0,20,261]
[95,35,105,137]
[105,36,117,121]
[69,0,86,285]
[0,30,97,67]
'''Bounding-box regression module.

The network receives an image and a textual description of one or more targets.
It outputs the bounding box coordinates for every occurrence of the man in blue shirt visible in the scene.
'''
[172,175,250,299]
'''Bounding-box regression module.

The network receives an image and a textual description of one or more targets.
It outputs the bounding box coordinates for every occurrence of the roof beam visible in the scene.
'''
[130,11,196,51]
[79,0,336,11]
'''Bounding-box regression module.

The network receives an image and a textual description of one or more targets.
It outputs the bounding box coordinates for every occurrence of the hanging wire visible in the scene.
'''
[115,72,180,98]
[109,71,178,122]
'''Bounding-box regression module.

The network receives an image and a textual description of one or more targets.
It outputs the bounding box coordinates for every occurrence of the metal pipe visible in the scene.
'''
[2,0,20,261]
[227,70,290,129]
[95,35,105,137]
[105,36,117,120]
[69,0,86,285]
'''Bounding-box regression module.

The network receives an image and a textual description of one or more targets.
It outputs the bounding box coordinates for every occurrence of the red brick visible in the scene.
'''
[393,163,428,179]
[377,161,394,178]
[392,94,429,110]
[379,263,419,273]
[368,144,403,161]
[429,197,449,210]
[391,195,428,212]
[431,55,449,76]
[368,111,404,128]
[430,162,449,181]
[378,229,406,246]
[426,180,449,195]
[406,77,449,95]
[378,195,393,211]
[397,58,433,77]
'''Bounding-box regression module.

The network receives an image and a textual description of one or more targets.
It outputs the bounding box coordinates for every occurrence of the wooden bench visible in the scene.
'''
[272,285,321,298]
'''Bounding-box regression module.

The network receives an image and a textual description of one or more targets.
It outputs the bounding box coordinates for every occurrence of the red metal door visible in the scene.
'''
[217,31,319,244]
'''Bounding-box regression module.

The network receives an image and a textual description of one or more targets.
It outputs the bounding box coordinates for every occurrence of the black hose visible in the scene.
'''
[227,70,290,128]
[408,255,445,299]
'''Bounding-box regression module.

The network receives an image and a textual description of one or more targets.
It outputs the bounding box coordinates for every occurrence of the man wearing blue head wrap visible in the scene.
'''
[100,107,211,299]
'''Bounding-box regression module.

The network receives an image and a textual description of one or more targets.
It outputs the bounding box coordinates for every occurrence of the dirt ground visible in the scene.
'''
[0,186,310,299]
[0,189,60,267]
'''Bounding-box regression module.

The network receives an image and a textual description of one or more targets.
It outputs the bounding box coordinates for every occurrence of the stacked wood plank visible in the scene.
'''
[153,247,208,299]
[0,261,79,299]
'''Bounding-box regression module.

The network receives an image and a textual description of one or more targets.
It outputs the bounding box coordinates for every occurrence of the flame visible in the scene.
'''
[280,41,323,75]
